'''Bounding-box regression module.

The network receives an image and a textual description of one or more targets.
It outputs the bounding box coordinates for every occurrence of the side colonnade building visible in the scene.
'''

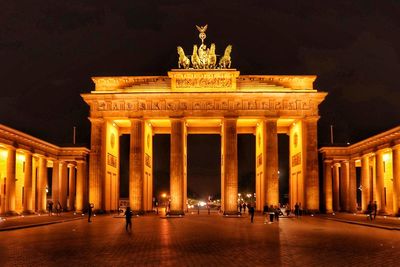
[0,124,89,215]
[320,126,400,215]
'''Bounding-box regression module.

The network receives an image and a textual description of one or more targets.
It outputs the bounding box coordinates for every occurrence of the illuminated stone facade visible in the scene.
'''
[0,124,89,215]
[320,126,400,215]
[82,69,326,214]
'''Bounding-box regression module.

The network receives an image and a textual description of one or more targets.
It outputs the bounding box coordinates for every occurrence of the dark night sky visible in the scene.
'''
[1,1,400,198]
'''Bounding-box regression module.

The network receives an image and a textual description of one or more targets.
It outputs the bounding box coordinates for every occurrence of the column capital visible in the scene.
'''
[333,162,341,167]
[393,144,400,151]
[169,116,185,122]
[340,160,349,166]
[34,153,47,160]
[264,117,279,122]
[375,149,386,156]
[303,116,320,122]
[376,144,391,152]
[17,148,32,155]
[129,116,144,121]
[323,159,333,164]
[361,153,372,159]
[223,115,238,120]
[4,145,16,151]
[88,117,104,124]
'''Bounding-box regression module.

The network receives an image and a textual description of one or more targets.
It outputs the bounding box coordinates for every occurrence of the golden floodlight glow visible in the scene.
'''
[113,119,131,128]
[17,153,25,162]
[0,149,7,159]
[383,153,390,162]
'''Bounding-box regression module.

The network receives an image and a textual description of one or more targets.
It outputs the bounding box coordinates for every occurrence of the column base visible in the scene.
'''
[223,211,241,216]
[132,210,145,215]
[4,211,20,216]
[304,209,319,214]
[22,210,35,215]
[167,210,185,216]
[94,209,105,214]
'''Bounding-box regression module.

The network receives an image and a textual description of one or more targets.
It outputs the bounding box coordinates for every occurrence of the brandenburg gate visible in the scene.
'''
[81,26,327,215]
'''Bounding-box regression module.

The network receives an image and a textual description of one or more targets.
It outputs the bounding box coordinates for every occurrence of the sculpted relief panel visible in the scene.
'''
[93,97,317,116]
[175,78,232,89]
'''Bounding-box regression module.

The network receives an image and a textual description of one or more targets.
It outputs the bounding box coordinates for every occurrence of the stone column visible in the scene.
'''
[5,146,16,215]
[361,155,370,212]
[348,159,357,212]
[37,157,47,212]
[68,164,76,211]
[88,118,104,211]
[376,150,385,213]
[393,145,400,215]
[23,152,34,214]
[59,161,68,210]
[76,161,87,212]
[340,161,349,211]
[222,117,238,215]
[323,160,333,213]
[129,118,144,212]
[265,119,279,207]
[303,117,319,211]
[332,163,340,212]
[51,160,60,209]
[170,118,185,215]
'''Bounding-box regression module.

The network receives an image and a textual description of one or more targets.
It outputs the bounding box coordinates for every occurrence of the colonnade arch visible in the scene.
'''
[82,69,326,214]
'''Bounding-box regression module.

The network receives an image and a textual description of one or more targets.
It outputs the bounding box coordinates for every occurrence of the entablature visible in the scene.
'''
[320,126,400,159]
[0,124,89,161]
[82,92,326,119]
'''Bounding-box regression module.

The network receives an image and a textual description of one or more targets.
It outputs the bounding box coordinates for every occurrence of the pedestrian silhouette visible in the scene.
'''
[372,201,378,220]
[88,202,94,222]
[249,204,255,223]
[48,201,53,216]
[294,203,299,218]
[56,201,62,216]
[367,201,373,221]
[125,206,133,232]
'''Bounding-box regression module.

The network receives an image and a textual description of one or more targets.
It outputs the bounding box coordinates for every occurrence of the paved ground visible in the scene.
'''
[321,212,400,230]
[0,212,84,231]
[0,213,399,267]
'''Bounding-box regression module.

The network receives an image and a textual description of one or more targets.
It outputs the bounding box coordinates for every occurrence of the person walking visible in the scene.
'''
[294,203,299,218]
[48,201,53,216]
[367,201,373,221]
[88,202,94,222]
[274,206,280,221]
[125,206,133,232]
[372,201,378,220]
[285,204,290,216]
[249,204,255,223]
[56,201,62,216]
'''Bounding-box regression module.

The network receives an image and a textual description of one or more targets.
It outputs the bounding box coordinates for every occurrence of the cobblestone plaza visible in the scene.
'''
[1,213,399,266]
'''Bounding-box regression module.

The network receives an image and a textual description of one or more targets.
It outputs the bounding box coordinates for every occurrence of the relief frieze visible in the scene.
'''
[95,99,314,112]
